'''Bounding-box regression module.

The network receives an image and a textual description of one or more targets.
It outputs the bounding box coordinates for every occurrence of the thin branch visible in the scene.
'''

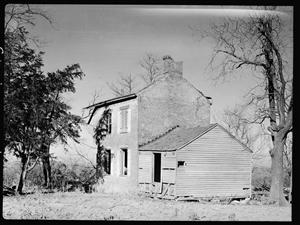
[74,147,96,170]
[26,156,40,172]
[216,49,267,69]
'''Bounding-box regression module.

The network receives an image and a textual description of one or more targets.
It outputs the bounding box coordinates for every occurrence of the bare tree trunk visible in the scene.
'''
[289,163,292,203]
[42,144,52,188]
[42,157,48,186]
[17,155,28,194]
[269,134,289,206]
[42,156,51,188]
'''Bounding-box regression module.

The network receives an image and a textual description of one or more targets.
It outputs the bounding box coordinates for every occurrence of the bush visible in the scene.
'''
[252,166,271,191]
[252,166,291,192]
[3,160,20,187]
[3,158,96,192]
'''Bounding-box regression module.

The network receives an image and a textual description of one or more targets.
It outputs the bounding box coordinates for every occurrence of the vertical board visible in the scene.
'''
[138,152,152,183]
[161,152,176,184]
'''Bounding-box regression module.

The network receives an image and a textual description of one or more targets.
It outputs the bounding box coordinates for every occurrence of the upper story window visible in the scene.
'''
[120,106,129,133]
[107,111,112,134]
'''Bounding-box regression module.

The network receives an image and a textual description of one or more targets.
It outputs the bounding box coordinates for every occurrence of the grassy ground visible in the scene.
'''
[3,192,291,221]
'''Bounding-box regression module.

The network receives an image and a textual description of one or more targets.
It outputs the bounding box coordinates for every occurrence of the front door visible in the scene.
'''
[153,153,161,183]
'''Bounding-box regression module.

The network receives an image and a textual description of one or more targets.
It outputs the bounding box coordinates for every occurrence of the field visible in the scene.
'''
[3,192,291,221]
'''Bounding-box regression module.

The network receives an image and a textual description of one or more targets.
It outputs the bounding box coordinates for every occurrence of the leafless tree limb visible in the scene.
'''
[107,73,137,97]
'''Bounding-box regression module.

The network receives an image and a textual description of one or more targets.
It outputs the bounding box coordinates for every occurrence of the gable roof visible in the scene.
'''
[139,123,217,151]
[138,123,252,153]
[138,125,180,147]
[85,93,137,124]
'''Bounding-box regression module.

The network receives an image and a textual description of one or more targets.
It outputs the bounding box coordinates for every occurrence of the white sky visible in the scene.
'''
[21,5,292,167]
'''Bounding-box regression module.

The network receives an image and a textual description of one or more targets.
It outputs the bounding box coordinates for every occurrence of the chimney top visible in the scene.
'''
[162,55,173,61]
[162,55,183,78]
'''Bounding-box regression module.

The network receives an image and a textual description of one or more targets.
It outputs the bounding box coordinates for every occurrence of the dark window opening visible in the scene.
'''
[107,112,112,134]
[121,148,128,176]
[154,153,161,182]
[104,149,111,175]
[177,161,185,167]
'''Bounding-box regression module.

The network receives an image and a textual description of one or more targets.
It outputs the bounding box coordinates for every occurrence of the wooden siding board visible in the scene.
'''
[138,151,177,184]
[161,153,176,184]
[176,125,252,197]
[162,156,176,168]
[138,152,152,183]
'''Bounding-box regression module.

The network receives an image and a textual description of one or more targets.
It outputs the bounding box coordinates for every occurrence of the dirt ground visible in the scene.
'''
[2,192,291,221]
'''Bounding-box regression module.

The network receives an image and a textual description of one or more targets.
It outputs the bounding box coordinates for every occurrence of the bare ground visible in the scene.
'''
[2,192,291,221]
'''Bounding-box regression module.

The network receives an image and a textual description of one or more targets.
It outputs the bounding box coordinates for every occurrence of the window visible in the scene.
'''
[177,161,185,167]
[120,106,129,133]
[104,149,111,175]
[120,148,128,176]
[153,153,161,182]
[107,111,112,134]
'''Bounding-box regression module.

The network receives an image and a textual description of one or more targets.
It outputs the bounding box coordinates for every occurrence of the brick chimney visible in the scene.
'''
[162,55,183,78]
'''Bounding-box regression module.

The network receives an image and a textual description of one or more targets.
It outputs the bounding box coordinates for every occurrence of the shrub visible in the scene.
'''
[252,166,291,192]
[3,158,96,192]
[3,160,20,187]
[251,166,271,191]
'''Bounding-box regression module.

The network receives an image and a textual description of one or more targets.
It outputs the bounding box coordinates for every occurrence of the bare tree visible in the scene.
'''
[139,53,164,85]
[5,4,54,47]
[222,104,267,161]
[107,73,137,97]
[200,7,293,206]
[107,54,163,97]
[283,133,292,203]
[81,91,101,121]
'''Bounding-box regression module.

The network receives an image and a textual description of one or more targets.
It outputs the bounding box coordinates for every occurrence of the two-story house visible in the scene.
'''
[86,56,252,199]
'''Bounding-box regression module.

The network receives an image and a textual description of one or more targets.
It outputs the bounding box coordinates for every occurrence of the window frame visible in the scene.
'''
[120,148,128,176]
[119,106,129,133]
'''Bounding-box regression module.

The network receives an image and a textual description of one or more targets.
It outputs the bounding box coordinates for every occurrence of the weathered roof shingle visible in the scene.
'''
[139,123,218,151]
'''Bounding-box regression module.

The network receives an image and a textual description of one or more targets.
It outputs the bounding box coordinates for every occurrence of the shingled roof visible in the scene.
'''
[138,123,252,153]
[139,123,218,151]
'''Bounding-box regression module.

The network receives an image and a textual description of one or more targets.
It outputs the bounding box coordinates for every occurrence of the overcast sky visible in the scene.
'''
[22,5,292,166]
[26,5,290,118]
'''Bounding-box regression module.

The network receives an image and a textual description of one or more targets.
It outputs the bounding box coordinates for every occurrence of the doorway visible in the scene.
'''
[153,153,161,183]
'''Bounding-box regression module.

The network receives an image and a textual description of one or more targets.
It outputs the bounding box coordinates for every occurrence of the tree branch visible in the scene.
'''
[216,49,267,69]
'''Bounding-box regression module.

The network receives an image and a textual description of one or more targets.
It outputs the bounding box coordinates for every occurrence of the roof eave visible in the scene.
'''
[84,93,137,109]
[85,93,137,124]
[138,149,177,152]
[215,124,253,153]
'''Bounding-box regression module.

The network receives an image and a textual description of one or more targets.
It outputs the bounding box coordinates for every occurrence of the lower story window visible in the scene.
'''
[104,149,111,175]
[120,148,128,176]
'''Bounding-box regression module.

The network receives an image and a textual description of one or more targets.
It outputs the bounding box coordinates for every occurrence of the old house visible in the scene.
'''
[86,56,252,198]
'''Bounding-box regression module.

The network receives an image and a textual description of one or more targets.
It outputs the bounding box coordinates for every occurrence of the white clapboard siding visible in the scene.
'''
[176,125,252,197]
[138,152,152,183]
[162,153,176,183]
